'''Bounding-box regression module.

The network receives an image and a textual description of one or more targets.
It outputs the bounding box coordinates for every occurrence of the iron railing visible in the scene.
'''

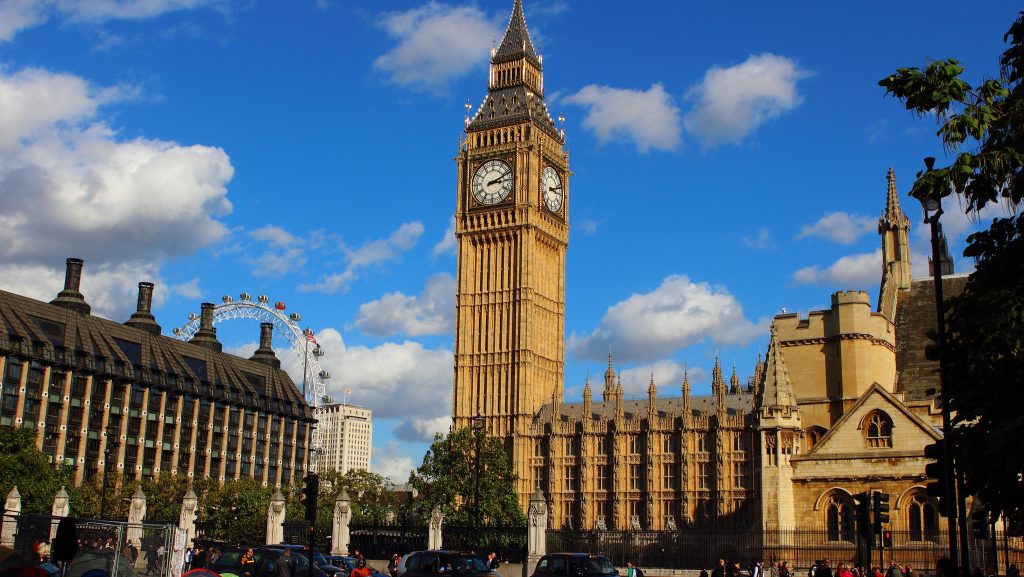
[546,528,1024,573]
[348,524,428,559]
[441,525,528,563]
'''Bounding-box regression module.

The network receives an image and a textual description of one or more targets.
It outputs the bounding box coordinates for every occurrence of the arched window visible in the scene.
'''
[864,411,893,448]
[908,494,939,541]
[806,426,827,452]
[824,493,855,542]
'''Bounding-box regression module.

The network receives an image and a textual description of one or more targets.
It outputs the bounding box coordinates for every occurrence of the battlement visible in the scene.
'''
[775,291,894,345]
[832,290,871,306]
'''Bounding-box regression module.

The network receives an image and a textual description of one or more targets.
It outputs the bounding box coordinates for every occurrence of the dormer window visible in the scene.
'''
[864,410,893,448]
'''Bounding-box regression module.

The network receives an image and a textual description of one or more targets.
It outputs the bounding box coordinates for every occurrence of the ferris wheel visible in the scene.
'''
[171,293,330,453]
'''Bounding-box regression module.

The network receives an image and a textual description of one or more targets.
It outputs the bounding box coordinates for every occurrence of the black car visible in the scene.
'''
[531,554,620,577]
[265,545,342,575]
[402,551,495,577]
[210,546,331,577]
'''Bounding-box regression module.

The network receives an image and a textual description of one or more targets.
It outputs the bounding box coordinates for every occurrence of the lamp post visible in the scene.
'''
[471,415,485,530]
[916,156,964,571]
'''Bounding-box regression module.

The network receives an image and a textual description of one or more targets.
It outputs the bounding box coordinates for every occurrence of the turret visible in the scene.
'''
[582,373,592,418]
[729,364,741,395]
[712,356,726,414]
[878,167,912,322]
[681,369,691,418]
[603,351,615,401]
[647,371,657,420]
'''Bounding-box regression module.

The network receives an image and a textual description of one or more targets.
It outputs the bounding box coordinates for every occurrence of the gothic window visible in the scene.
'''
[534,439,544,457]
[732,461,748,489]
[533,466,546,491]
[764,432,778,466]
[564,466,576,491]
[806,426,827,452]
[596,437,608,455]
[663,435,675,453]
[908,494,939,541]
[864,411,894,448]
[629,464,642,490]
[565,437,577,456]
[629,436,640,454]
[698,462,710,489]
[697,433,709,453]
[824,493,855,542]
[663,463,677,491]
[596,465,608,491]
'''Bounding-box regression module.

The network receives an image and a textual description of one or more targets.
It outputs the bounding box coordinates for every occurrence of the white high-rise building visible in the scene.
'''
[317,402,372,474]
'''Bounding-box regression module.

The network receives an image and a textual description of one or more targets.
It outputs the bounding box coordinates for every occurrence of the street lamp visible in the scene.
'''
[915,156,966,570]
[471,415,485,530]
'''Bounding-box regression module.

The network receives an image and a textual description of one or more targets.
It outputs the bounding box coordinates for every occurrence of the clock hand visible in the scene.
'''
[487,173,512,186]
[548,186,562,192]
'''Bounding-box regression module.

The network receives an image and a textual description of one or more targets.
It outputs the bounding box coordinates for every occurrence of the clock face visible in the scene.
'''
[472,160,514,205]
[542,166,563,212]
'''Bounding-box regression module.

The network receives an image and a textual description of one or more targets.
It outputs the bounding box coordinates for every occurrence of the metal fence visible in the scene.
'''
[546,528,1024,573]
[349,524,428,559]
[2,512,176,577]
[441,525,528,563]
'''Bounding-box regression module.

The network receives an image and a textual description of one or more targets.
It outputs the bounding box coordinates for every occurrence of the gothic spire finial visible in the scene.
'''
[882,166,907,226]
[729,363,741,395]
[494,0,539,67]
[759,322,797,409]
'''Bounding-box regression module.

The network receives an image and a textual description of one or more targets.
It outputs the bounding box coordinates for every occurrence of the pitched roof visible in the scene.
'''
[494,0,540,67]
[757,327,796,409]
[0,288,311,419]
[894,275,968,401]
[534,391,755,425]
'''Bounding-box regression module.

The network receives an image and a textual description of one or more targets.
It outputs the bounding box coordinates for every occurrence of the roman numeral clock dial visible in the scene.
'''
[542,166,563,212]
[472,160,514,205]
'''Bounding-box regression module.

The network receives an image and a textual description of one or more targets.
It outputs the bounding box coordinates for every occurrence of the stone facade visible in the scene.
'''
[453,0,954,537]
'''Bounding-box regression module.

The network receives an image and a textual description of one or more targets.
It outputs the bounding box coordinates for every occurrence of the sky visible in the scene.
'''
[0,0,1019,483]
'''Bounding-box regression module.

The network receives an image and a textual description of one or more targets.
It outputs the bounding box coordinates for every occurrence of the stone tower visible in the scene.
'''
[452,0,569,499]
[877,167,912,322]
[755,325,802,529]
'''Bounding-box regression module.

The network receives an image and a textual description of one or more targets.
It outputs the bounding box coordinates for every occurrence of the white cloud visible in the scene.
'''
[393,416,451,444]
[793,250,881,288]
[372,442,417,484]
[432,215,456,257]
[578,218,601,234]
[568,275,763,363]
[0,66,231,315]
[299,221,424,293]
[250,225,298,247]
[0,0,226,42]
[374,2,498,93]
[0,0,49,42]
[796,212,876,245]
[684,53,810,148]
[0,260,197,321]
[352,273,455,337]
[618,360,691,399]
[742,227,775,250]
[563,83,681,152]
[271,329,454,446]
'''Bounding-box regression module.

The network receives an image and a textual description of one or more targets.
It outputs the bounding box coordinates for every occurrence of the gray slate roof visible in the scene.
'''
[534,392,756,425]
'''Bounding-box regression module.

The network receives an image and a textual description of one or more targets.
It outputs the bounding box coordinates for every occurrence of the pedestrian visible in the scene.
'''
[769,562,780,577]
[905,566,915,577]
[699,566,709,577]
[713,559,727,577]
[209,547,221,567]
[751,560,764,577]
[184,547,194,572]
[389,554,401,577]
[780,562,791,577]
[240,548,256,577]
[1008,565,1020,577]
[351,558,373,577]
[885,562,901,577]
[38,540,51,563]
[487,553,500,572]
[837,562,853,577]
[627,562,645,577]
[934,559,957,577]
[277,548,296,577]
[817,560,833,577]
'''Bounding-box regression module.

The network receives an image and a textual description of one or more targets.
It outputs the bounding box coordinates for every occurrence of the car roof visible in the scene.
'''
[548,554,610,559]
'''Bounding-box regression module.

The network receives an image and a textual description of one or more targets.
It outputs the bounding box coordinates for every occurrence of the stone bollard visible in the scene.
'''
[525,490,547,577]
[332,489,350,555]
[2,486,21,547]
[267,488,286,545]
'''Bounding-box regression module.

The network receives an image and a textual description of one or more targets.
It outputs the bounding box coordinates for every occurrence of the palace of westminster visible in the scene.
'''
[0,0,956,540]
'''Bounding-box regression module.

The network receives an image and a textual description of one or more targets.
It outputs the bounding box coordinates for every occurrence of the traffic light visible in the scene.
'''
[856,492,874,540]
[873,491,891,531]
[882,530,892,548]
[972,510,990,540]
[923,440,950,517]
[302,472,320,522]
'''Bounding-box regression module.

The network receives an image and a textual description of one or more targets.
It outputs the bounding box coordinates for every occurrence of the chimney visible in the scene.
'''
[190,302,222,352]
[125,282,161,335]
[50,258,91,314]
[250,322,281,368]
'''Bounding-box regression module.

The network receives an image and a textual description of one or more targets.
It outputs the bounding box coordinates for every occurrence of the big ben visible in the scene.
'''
[453,0,568,498]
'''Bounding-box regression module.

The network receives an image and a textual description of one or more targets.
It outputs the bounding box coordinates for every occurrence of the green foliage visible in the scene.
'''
[199,477,273,544]
[408,427,525,527]
[0,427,75,513]
[880,12,1024,526]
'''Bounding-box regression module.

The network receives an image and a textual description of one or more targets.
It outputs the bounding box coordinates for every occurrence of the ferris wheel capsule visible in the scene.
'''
[274,301,286,310]
[258,295,269,303]
[240,293,251,302]
[290,312,301,322]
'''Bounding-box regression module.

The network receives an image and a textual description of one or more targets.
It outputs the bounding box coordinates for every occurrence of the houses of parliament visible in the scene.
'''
[453,0,956,536]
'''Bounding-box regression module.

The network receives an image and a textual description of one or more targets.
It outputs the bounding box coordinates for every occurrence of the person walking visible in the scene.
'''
[817,560,834,577]
[699,566,709,577]
[351,558,373,577]
[626,563,645,577]
[276,548,296,577]
[780,562,791,577]
[389,554,401,577]
[751,560,764,577]
[486,553,500,572]
[713,559,727,577]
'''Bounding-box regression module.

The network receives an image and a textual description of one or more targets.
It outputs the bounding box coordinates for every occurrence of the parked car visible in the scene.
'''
[329,555,387,577]
[397,551,424,577]
[401,551,495,577]
[530,554,620,577]
[264,545,342,575]
[210,546,331,577]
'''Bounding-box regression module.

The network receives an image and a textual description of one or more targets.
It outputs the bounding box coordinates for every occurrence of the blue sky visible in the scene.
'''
[0,0,1018,482]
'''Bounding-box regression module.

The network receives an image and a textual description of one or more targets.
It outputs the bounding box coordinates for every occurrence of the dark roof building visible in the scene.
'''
[0,258,314,486]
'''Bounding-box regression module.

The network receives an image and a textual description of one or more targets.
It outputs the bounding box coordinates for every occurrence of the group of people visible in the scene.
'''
[183,545,222,571]
[697,558,1020,577]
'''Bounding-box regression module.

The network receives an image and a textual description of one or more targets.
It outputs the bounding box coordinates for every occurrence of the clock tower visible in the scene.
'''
[453,0,569,460]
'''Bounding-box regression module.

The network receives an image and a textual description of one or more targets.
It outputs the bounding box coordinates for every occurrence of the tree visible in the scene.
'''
[0,427,76,513]
[199,477,273,544]
[408,427,525,526]
[880,12,1024,527]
